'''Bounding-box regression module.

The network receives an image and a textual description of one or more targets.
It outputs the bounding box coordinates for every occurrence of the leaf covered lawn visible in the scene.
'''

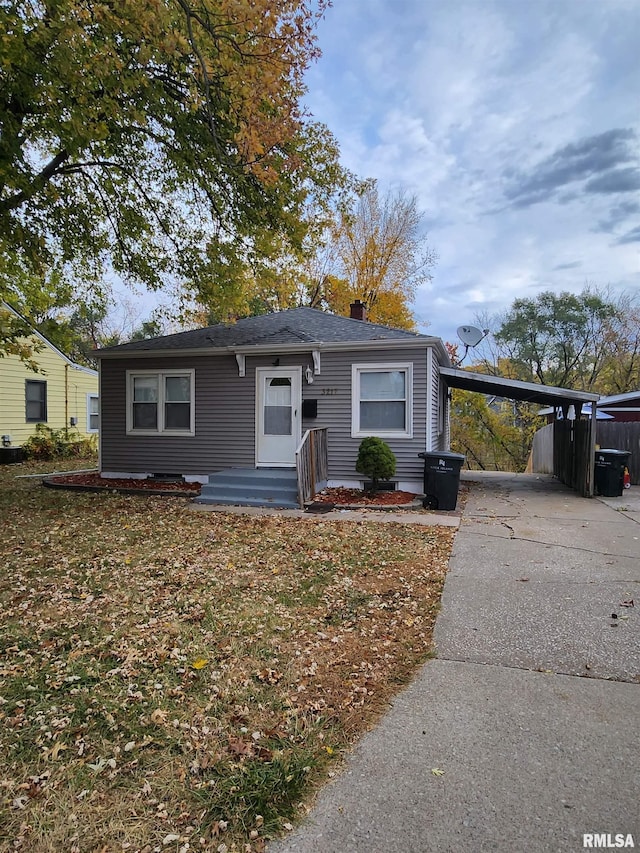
[0,461,455,852]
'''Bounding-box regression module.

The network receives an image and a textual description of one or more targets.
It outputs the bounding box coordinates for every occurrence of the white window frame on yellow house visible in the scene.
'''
[87,393,99,433]
[125,369,195,436]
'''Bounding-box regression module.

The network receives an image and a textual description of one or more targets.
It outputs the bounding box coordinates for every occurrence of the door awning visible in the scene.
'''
[440,367,599,408]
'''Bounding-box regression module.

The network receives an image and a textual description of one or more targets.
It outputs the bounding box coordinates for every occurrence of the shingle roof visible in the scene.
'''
[97,307,430,354]
[598,391,640,405]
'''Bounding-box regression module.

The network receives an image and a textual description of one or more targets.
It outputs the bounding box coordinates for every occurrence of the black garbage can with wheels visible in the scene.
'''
[594,449,631,497]
[418,451,465,510]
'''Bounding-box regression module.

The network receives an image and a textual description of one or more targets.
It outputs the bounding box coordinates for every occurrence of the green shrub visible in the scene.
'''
[22,424,97,460]
[355,436,396,492]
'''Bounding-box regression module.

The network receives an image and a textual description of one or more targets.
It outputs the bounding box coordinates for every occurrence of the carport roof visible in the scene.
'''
[440,367,600,406]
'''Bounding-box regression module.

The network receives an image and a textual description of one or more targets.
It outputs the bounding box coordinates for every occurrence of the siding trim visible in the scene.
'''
[97,337,451,364]
[426,349,433,451]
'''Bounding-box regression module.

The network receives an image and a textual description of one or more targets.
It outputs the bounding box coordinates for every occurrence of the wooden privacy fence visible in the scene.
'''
[553,419,594,496]
[529,423,554,474]
[596,422,640,484]
[295,427,329,508]
[530,421,639,486]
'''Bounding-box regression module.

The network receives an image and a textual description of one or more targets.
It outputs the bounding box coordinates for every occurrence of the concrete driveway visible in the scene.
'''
[269,473,640,853]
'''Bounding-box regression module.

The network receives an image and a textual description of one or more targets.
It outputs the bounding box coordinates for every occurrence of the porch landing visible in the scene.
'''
[195,468,299,509]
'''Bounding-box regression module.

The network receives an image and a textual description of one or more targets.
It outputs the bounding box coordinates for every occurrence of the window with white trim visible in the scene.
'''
[126,370,195,435]
[351,364,413,438]
[87,393,99,433]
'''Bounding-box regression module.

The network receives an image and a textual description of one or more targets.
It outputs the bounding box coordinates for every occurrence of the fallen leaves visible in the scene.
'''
[228,736,254,758]
[256,667,283,684]
[44,742,68,761]
[0,462,455,851]
[47,472,201,493]
[312,487,419,505]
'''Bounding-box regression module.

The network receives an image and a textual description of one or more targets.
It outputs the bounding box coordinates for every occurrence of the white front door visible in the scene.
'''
[256,367,301,466]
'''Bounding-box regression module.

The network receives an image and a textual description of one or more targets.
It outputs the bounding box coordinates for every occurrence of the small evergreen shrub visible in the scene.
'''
[22,424,98,460]
[355,436,396,492]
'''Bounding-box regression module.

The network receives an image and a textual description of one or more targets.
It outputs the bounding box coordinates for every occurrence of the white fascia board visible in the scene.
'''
[598,406,640,412]
[233,339,441,355]
[441,366,600,403]
[96,337,445,360]
[598,391,640,405]
[68,361,99,376]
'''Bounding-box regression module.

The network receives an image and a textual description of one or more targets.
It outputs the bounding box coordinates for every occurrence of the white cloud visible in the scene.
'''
[305,0,640,343]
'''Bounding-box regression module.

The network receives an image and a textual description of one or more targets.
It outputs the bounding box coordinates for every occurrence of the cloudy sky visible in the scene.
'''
[303,0,640,344]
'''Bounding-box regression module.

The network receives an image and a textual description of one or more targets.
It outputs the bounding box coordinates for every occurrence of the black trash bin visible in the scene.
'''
[418,451,465,510]
[594,449,631,497]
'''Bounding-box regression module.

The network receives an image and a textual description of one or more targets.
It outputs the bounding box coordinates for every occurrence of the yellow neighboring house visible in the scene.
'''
[0,303,99,449]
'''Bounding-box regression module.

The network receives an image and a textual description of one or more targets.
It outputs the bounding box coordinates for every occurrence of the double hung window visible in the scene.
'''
[126,370,194,435]
[351,364,412,438]
[25,380,47,422]
[87,394,99,432]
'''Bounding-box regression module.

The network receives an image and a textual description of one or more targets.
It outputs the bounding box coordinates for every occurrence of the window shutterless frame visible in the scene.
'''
[125,369,195,435]
[25,379,47,422]
[87,393,99,433]
[351,363,413,438]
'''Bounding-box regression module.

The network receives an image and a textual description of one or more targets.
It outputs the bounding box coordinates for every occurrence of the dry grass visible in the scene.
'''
[0,460,455,852]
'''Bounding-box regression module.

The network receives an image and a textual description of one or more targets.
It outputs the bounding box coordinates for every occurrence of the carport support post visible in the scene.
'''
[586,405,596,497]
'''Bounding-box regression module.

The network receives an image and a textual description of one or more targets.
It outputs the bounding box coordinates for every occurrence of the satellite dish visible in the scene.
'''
[457,325,484,347]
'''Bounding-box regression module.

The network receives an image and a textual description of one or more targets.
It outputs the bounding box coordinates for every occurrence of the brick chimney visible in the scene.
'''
[350,299,367,321]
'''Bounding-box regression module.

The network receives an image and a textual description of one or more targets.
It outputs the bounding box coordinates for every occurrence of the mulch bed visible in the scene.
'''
[43,475,426,507]
[45,472,201,494]
[313,487,420,506]
[43,471,436,510]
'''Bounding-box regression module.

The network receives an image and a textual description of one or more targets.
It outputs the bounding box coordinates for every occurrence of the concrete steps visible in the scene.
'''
[195,468,299,509]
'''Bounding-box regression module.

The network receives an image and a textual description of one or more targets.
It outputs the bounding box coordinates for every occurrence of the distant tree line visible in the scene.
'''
[450,286,640,472]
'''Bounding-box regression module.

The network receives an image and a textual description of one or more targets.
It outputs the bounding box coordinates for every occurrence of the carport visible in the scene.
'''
[440,367,600,497]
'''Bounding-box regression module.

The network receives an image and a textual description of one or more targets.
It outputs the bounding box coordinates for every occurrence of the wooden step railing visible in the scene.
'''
[295,427,328,508]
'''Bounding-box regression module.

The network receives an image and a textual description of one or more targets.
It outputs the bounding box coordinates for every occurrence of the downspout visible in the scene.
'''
[65,363,69,436]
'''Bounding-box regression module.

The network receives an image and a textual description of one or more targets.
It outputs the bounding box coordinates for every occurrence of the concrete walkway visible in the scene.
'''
[189,500,461,527]
[270,473,640,853]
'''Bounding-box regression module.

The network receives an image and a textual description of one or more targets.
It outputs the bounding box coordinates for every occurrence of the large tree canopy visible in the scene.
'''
[0,0,340,326]
[492,288,639,392]
[195,180,436,330]
[306,182,436,329]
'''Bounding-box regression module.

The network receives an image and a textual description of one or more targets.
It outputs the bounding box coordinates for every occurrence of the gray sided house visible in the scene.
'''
[96,305,451,506]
